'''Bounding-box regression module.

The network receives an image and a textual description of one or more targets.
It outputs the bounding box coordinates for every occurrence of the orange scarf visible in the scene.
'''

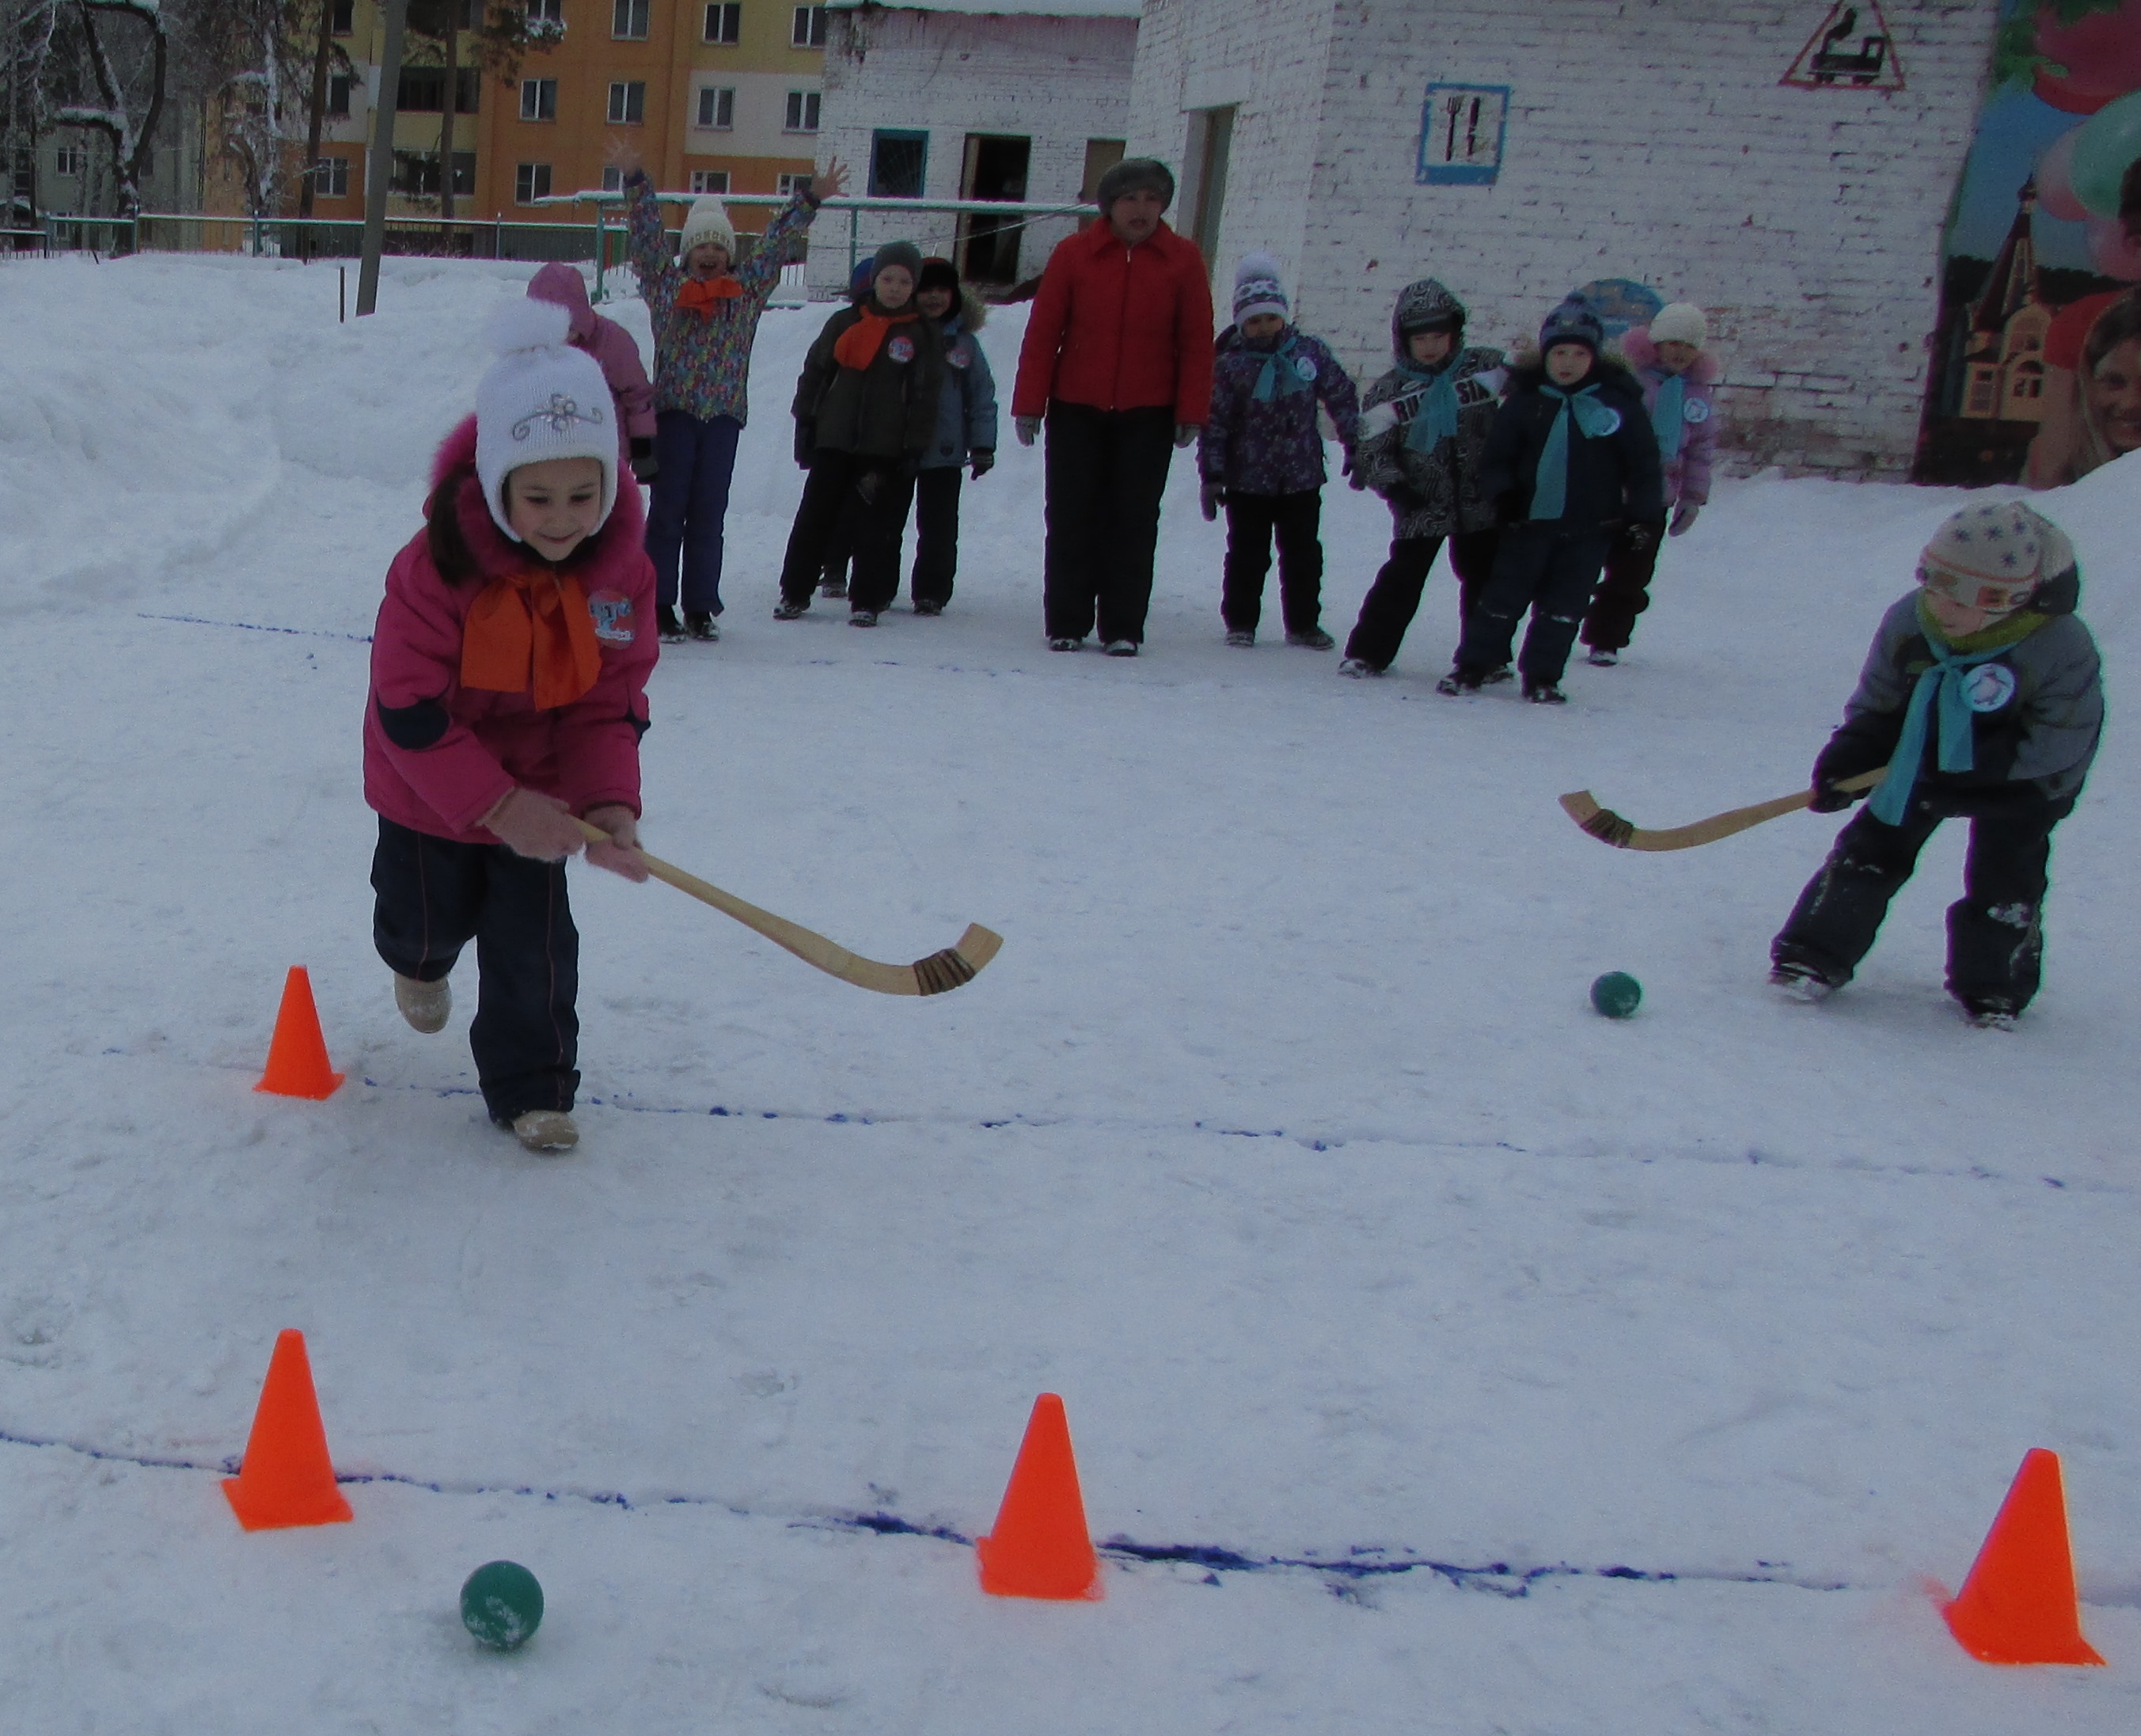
[677,275,744,316]
[832,306,919,371]
[461,568,603,709]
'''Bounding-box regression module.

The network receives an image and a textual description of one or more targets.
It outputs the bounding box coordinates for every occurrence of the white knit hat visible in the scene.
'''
[679,196,736,260]
[1232,251,1289,324]
[474,298,618,541]
[1918,500,2049,615]
[1648,303,1710,349]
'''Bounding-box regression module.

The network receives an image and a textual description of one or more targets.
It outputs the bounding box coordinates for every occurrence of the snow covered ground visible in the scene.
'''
[1,251,2138,1733]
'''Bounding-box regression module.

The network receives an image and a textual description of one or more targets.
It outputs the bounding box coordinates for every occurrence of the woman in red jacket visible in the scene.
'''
[1012,158,1214,655]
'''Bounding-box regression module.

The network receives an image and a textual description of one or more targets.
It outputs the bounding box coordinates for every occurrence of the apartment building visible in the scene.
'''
[300,0,825,229]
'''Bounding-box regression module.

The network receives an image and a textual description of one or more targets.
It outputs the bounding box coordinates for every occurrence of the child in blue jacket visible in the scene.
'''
[890,256,998,613]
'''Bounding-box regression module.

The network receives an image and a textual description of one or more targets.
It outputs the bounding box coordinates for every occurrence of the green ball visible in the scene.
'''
[461,1560,544,1651]
[1589,971,1642,1019]
[2073,90,2141,219]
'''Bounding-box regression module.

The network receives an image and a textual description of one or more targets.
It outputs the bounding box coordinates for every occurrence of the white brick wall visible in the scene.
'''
[812,6,1137,295]
[1129,0,2002,478]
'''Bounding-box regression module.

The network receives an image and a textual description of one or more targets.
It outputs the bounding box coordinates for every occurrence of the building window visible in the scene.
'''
[526,0,564,21]
[54,144,83,177]
[392,150,476,196]
[327,73,353,117]
[869,128,926,199]
[791,4,826,45]
[613,0,650,38]
[696,85,735,128]
[515,161,553,203]
[784,89,819,131]
[691,169,730,193]
[313,155,351,198]
[608,81,647,123]
[332,0,354,33]
[397,67,478,113]
[705,2,741,42]
[602,165,624,192]
[777,171,812,196]
[520,77,556,120]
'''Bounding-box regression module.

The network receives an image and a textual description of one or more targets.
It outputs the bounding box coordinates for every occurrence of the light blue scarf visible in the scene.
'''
[1866,627,2012,826]
[1251,334,1312,403]
[1397,357,1462,454]
[1651,371,1687,462]
[1529,384,1619,521]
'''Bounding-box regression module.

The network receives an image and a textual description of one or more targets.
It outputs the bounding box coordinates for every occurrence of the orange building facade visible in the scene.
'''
[297,0,825,230]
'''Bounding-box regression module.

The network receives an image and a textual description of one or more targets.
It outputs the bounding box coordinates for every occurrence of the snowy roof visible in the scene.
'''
[824,0,1140,16]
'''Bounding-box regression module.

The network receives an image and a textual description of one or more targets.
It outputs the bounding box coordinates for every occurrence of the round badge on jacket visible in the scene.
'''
[889,334,916,363]
[587,591,636,646]
[1294,355,1319,382]
[1592,406,1623,436]
[947,344,970,370]
[1963,663,2018,713]
[1684,398,1711,424]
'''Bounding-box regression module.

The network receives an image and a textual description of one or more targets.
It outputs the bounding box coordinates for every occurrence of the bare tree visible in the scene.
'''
[0,1,62,233]
[48,0,167,228]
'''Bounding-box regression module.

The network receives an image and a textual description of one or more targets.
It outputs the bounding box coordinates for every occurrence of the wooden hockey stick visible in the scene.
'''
[1557,768,1885,853]
[575,819,1002,995]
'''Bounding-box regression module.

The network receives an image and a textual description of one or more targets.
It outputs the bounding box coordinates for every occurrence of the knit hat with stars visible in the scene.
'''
[475,298,619,542]
[1917,500,2055,617]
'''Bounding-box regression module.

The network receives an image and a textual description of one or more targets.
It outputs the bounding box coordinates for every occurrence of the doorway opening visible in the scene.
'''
[958,133,1030,284]
[1183,104,1234,268]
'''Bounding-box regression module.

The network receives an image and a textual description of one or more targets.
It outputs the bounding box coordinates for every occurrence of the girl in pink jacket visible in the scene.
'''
[364,302,658,1154]
[526,262,658,481]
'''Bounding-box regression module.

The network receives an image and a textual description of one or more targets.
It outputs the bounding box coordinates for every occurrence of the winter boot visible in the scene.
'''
[1224,629,1255,648]
[818,573,848,599]
[657,604,686,644]
[1482,664,1516,685]
[1961,996,2020,1031]
[773,598,808,621]
[393,973,450,1035]
[849,610,879,628]
[1523,681,1568,705]
[1768,962,1837,1004]
[685,611,720,642]
[1103,640,1138,657]
[1048,636,1082,651]
[913,598,944,617]
[1586,648,1619,667]
[1285,627,1335,650]
[499,1109,579,1153]
[1338,657,1381,678]
[1436,667,1485,697]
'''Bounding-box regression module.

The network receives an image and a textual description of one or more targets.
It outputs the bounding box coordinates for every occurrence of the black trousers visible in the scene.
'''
[1221,490,1323,635]
[1343,527,1503,670]
[1042,401,1175,644]
[780,450,908,613]
[889,463,962,606]
[1581,523,1663,652]
[1771,794,2070,1009]
[370,816,579,1123]
[1453,522,1613,686]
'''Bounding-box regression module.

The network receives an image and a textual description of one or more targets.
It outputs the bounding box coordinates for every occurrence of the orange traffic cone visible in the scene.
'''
[255,966,344,1100]
[222,1329,354,1531]
[976,1393,1102,1600]
[1942,1448,2105,1665]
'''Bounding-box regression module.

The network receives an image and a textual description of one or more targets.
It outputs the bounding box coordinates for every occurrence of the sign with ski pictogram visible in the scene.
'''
[1782,2,1905,92]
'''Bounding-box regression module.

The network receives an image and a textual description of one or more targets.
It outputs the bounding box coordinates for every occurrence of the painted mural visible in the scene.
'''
[1915,0,2141,486]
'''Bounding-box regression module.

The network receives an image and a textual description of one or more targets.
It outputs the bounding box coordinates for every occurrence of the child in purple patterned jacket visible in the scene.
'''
[1198,254,1361,648]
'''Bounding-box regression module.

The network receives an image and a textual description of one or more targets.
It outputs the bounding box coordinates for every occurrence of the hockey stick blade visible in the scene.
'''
[1557,769,1885,853]
[575,820,1002,995]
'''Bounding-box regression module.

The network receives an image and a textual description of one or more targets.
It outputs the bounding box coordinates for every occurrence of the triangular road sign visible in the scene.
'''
[1782,2,1906,91]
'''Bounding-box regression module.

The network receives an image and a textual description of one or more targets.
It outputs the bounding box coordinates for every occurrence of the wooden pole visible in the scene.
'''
[355,0,410,317]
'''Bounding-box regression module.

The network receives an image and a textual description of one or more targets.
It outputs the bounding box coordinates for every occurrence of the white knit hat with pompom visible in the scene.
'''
[1232,251,1289,324]
[474,298,617,541]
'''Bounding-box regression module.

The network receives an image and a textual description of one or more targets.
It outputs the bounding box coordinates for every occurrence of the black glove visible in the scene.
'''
[793,420,815,469]
[1623,519,1664,555]
[1342,446,1366,491]
[856,468,884,507]
[628,437,658,484]
[1809,777,1866,814]
[969,449,994,480]
[1200,481,1225,522]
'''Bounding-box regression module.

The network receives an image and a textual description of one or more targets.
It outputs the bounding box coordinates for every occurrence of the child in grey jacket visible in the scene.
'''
[1771,501,2102,1027]
[894,256,999,614]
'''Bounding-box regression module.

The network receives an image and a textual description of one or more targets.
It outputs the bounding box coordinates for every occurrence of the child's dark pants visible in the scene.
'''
[779,450,909,613]
[889,464,963,607]
[1454,523,1614,684]
[371,817,580,1123]
[1771,792,2070,1010]
[1343,528,1501,669]
[1221,491,1324,636]
[1581,522,1663,653]
[646,410,742,617]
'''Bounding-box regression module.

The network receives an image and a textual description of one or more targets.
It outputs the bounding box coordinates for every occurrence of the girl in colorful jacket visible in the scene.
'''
[1198,253,1361,648]
[1581,302,1719,663]
[364,302,657,1155]
[1770,501,2100,1028]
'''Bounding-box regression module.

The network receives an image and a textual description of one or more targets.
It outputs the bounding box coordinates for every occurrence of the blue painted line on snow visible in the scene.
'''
[0,1425,1847,1599]
[137,611,373,644]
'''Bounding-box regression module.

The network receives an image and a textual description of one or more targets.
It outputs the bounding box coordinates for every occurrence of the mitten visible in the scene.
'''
[481,788,586,862]
[793,419,816,469]
[1808,779,1865,815]
[1668,501,1701,537]
[1014,415,1042,446]
[969,449,995,480]
[856,468,884,506]
[1623,520,1663,555]
[583,803,651,883]
[1199,481,1224,522]
[628,437,658,484]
